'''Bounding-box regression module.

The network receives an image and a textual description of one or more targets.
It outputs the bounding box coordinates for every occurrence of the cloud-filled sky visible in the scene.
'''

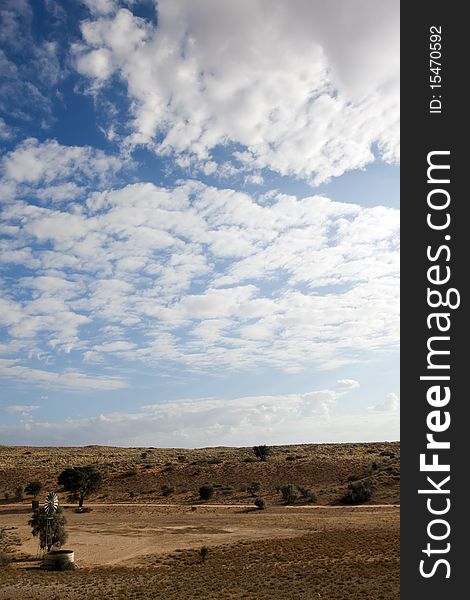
[0,0,399,447]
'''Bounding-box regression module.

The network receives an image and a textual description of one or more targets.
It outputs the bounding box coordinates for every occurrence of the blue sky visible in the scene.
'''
[0,0,399,447]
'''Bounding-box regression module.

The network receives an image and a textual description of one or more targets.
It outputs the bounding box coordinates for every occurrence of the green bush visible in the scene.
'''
[199,546,209,564]
[199,484,214,502]
[29,507,68,552]
[341,481,372,504]
[0,552,12,567]
[254,497,266,510]
[247,482,261,497]
[161,484,175,497]
[122,468,138,477]
[24,481,43,498]
[297,485,316,503]
[280,484,298,504]
[253,445,271,461]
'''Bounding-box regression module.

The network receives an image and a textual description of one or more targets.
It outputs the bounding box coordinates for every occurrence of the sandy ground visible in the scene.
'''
[1,502,399,568]
[1,503,400,599]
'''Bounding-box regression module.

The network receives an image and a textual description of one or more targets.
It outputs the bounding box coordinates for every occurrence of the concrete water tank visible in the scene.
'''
[43,549,75,569]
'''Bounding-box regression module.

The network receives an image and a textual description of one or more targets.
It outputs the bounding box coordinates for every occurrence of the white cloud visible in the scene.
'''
[0,158,399,376]
[0,359,127,391]
[0,118,13,140]
[93,341,136,352]
[5,404,40,415]
[81,0,117,16]
[336,379,360,391]
[75,47,114,81]
[0,386,399,446]
[73,1,399,183]
[0,1,66,127]
[370,392,400,412]
[1,138,125,186]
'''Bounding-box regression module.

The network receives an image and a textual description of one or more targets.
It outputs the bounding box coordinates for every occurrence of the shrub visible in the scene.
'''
[29,507,67,552]
[280,484,298,504]
[14,486,23,501]
[247,482,261,497]
[161,484,175,497]
[380,450,395,458]
[0,552,12,567]
[24,481,43,498]
[341,481,372,504]
[199,546,209,564]
[4,492,10,501]
[253,445,271,461]
[297,485,316,503]
[199,484,214,502]
[122,468,138,477]
[254,497,266,510]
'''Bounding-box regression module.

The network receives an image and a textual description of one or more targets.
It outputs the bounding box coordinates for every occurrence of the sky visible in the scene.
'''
[0,0,400,448]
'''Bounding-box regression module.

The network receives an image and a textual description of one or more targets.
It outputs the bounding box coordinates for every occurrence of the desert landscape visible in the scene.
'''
[0,442,399,599]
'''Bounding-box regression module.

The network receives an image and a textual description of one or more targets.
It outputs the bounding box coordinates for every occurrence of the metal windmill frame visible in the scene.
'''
[43,491,59,554]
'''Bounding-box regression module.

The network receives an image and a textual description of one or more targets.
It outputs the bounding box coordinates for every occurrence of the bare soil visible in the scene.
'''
[0,442,399,599]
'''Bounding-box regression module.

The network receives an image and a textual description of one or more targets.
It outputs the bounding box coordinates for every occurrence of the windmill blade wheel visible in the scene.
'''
[44,492,59,516]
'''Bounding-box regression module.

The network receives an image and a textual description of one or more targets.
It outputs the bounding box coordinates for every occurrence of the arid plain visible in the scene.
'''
[0,442,399,599]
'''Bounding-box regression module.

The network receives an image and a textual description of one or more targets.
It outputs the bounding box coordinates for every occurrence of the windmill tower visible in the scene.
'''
[43,491,59,552]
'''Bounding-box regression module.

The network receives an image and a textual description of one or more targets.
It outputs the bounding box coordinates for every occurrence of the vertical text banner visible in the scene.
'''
[401,1,466,596]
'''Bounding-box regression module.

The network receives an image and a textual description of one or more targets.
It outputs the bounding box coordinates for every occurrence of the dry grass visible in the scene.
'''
[0,441,399,506]
[0,507,399,599]
[0,442,400,599]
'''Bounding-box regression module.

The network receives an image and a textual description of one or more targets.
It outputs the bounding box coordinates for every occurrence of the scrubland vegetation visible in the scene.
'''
[0,442,399,599]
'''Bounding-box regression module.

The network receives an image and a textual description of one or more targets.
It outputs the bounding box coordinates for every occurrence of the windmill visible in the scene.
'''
[43,492,59,553]
[44,491,59,516]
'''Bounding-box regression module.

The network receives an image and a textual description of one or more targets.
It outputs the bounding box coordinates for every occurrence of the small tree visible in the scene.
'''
[28,507,67,553]
[199,484,214,502]
[14,486,23,501]
[253,445,271,461]
[24,481,43,498]
[199,546,209,564]
[297,485,317,503]
[280,484,298,504]
[254,497,266,510]
[57,465,102,508]
[247,481,261,497]
[341,481,372,504]
[161,484,174,497]
[0,552,12,567]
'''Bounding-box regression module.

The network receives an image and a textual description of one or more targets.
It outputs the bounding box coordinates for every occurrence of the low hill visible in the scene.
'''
[0,441,399,507]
